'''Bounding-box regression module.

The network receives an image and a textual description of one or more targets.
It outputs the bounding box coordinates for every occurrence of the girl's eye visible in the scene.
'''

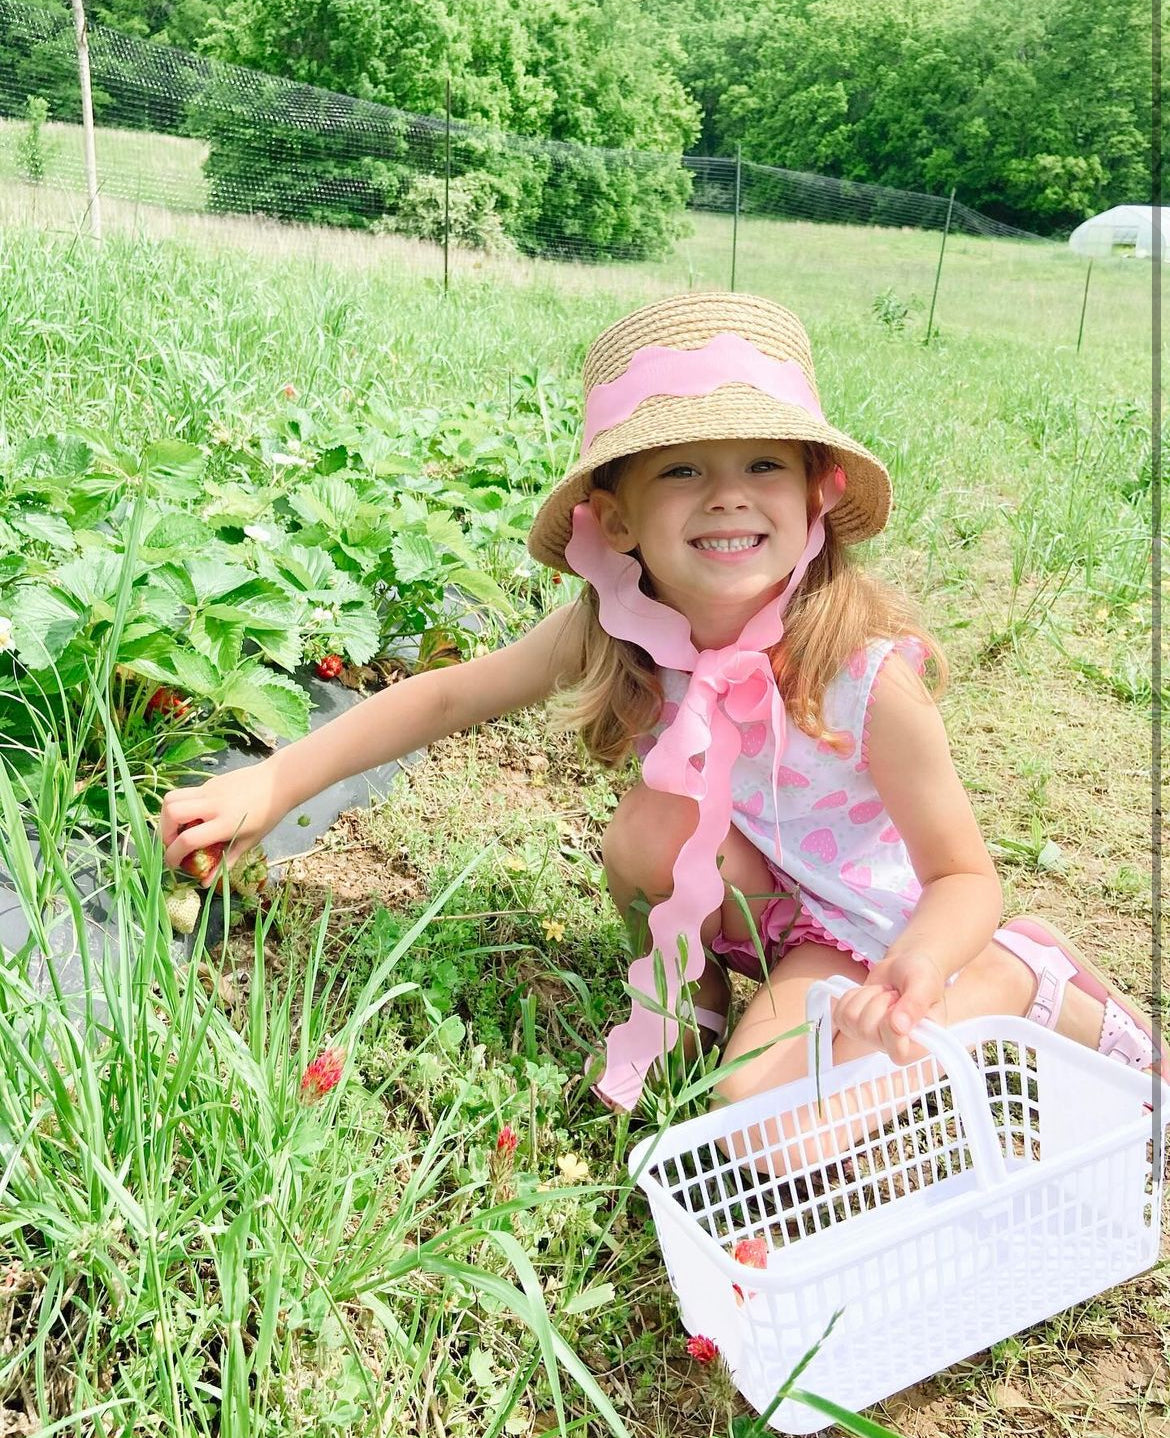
[659,459,786,478]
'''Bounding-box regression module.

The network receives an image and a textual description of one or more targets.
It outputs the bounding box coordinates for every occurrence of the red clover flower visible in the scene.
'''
[686,1335,719,1365]
[300,1046,346,1104]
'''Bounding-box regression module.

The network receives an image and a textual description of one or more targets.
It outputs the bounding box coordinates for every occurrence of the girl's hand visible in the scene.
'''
[158,762,288,887]
[832,951,946,1066]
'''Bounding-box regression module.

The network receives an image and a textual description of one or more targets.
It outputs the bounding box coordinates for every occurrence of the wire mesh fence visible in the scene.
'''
[0,0,1045,279]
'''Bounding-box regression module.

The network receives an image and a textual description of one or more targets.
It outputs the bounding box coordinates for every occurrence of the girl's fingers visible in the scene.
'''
[836,984,895,1045]
[162,818,219,872]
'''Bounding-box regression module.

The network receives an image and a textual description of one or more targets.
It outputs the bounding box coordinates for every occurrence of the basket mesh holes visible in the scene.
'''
[657,1039,1067,1261]
[978,1040,1042,1164]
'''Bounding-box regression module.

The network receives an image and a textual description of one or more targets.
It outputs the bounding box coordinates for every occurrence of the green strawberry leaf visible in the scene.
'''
[216,664,311,740]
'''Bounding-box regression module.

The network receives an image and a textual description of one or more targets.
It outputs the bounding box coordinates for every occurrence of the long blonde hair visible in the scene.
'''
[546,443,947,767]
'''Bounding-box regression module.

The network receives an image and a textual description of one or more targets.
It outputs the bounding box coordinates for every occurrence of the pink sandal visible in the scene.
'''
[995,915,1166,1080]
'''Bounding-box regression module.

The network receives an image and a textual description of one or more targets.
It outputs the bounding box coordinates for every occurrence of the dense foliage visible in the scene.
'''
[0,0,1159,238]
[648,0,1157,234]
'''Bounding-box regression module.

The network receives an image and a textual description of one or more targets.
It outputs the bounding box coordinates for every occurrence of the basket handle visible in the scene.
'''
[804,975,1008,1188]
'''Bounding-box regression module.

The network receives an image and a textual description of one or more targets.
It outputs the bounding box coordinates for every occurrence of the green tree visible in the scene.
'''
[710,0,1154,233]
[196,0,698,257]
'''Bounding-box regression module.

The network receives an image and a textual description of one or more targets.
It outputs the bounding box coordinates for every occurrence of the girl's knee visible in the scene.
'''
[710,1108,824,1178]
[601,782,696,884]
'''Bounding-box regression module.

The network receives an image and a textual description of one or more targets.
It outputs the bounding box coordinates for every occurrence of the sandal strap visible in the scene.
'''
[993,927,1076,1030]
[692,1004,729,1042]
[677,998,729,1043]
[1100,998,1153,1070]
[999,921,1161,1073]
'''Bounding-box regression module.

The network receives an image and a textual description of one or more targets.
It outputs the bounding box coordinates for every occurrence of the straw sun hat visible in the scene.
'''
[527,291,892,573]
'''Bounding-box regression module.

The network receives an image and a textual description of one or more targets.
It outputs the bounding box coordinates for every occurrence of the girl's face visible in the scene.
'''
[588,437,819,649]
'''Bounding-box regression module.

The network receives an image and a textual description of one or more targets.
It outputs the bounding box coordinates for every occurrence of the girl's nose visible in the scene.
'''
[704,470,751,507]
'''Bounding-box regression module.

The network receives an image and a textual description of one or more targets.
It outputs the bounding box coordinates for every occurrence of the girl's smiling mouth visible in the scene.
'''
[689,533,766,558]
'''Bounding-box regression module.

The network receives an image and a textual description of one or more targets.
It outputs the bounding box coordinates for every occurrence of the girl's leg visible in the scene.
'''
[716,928,1163,1176]
[601,781,778,1044]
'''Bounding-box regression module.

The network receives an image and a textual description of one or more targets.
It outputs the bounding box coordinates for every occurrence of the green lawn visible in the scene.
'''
[0,116,208,209]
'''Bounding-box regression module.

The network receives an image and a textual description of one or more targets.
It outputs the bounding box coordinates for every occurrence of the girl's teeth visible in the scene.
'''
[693,536,762,552]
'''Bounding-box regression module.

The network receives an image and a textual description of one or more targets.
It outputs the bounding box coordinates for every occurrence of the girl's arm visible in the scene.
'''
[834,651,1003,1060]
[160,600,585,879]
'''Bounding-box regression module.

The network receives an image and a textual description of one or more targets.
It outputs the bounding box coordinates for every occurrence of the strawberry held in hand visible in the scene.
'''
[177,820,224,884]
[314,654,343,680]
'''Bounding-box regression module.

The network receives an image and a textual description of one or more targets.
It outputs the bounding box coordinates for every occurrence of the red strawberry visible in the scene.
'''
[180,844,224,882]
[733,1237,768,1269]
[146,687,190,720]
[315,654,343,680]
[177,820,224,882]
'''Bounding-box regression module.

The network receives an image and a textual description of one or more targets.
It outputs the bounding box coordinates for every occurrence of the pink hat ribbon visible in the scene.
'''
[565,468,845,1111]
[582,332,824,450]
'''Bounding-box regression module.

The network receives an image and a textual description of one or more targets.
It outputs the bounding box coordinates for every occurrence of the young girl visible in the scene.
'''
[159,291,1163,1154]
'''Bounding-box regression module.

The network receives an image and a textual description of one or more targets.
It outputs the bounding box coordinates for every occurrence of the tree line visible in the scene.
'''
[1,0,1158,248]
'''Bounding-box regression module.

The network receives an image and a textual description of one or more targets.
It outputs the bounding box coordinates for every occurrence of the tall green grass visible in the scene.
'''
[0,541,644,1433]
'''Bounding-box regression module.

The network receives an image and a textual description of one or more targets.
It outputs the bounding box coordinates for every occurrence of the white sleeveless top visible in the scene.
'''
[639,637,926,965]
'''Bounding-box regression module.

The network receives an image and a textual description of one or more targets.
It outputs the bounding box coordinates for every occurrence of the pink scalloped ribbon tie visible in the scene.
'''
[582,333,826,450]
[565,469,845,1110]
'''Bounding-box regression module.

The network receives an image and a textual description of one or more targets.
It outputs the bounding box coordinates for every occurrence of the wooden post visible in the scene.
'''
[443,76,451,293]
[924,187,956,345]
[730,144,741,291]
[71,0,102,239]
[1076,259,1093,353]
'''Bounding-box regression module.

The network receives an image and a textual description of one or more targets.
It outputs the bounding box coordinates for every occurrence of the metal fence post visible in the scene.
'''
[1076,259,1093,353]
[70,0,102,239]
[730,143,741,291]
[924,186,956,345]
[443,75,451,293]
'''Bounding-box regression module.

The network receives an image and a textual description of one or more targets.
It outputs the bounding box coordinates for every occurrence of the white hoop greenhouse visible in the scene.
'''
[1068,204,1170,260]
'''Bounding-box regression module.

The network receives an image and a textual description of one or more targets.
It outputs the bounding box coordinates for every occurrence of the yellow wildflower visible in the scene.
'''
[557,1153,590,1183]
[542,918,565,942]
[502,854,527,873]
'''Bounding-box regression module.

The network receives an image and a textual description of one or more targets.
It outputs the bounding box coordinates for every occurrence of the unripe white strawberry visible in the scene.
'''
[229,846,269,899]
[165,886,202,935]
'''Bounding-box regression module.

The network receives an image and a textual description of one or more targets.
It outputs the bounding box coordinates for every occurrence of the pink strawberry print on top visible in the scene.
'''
[776,765,810,788]
[840,861,872,890]
[801,828,838,863]
[739,722,767,758]
[734,790,765,817]
[813,789,848,810]
[849,799,884,825]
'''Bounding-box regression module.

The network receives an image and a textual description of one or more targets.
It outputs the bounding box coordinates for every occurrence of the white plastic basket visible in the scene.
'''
[630,974,1169,1434]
